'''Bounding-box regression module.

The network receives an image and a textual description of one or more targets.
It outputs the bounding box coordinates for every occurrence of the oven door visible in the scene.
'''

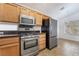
[24,38,38,49]
[21,38,38,56]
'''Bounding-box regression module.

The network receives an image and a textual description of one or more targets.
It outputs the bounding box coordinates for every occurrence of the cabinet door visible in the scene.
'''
[39,34,46,50]
[42,15,49,20]
[1,4,20,23]
[29,10,35,17]
[39,43,46,50]
[0,4,3,21]
[0,43,19,56]
[35,13,42,25]
[39,37,46,44]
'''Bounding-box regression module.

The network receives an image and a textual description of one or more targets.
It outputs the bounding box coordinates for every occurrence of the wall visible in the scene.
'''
[58,12,79,41]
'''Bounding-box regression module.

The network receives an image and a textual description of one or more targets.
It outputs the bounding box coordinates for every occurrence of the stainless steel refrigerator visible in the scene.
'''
[42,18,57,49]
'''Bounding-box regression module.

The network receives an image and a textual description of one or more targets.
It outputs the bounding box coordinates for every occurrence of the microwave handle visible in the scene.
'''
[33,18,36,24]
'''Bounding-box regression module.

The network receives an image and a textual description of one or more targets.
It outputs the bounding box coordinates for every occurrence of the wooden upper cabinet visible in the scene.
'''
[0,4,3,21]
[35,12,42,26]
[42,15,49,20]
[21,8,42,25]
[0,3,49,24]
[0,3,20,23]
[29,10,35,17]
[21,7,30,16]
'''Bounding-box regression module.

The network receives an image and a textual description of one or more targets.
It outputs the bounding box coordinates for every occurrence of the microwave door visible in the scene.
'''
[20,15,35,25]
[21,18,33,25]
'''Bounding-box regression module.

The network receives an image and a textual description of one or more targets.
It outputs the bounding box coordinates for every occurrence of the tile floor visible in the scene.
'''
[38,39,79,56]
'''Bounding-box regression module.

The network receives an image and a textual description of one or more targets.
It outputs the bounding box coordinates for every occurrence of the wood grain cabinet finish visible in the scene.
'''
[39,34,46,50]
[21,7,31,16]
[29,10,35,16]
[0,3,20,23]
[0,3,49,24]
[0,37,20,56]
[21,8,42,26]
[42,15,49,20]
[29,10,43,26]
[35,13,42,26]
[0,4,3,21]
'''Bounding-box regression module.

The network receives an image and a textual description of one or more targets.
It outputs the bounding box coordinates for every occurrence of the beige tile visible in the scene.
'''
[38,39,79,56]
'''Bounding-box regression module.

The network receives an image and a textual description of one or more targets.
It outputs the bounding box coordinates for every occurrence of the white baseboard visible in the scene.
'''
[59,37,79,42]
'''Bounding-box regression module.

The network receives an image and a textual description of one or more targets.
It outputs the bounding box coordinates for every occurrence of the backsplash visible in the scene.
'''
[0,22,18,31]
[33,26,41,33]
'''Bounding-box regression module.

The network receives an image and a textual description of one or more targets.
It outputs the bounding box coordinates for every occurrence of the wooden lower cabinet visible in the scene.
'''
[0,43,19,56]
[0,36,20,56]
[39,33,46,50]
[39,40,46,50]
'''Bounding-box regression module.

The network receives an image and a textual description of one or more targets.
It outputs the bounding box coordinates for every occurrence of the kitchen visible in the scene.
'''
[0,3,57,56]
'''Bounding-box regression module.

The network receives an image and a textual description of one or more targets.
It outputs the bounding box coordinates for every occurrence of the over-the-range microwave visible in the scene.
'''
[20,15,36,25]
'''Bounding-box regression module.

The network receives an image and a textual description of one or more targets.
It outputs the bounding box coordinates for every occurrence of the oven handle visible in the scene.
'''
[21,35,39,38]
[22,38,38,41]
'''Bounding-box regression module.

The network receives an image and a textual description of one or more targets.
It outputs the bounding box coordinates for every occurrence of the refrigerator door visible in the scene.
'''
[48,18,57,49]
[49,18,57,37]
[49,36,57,49]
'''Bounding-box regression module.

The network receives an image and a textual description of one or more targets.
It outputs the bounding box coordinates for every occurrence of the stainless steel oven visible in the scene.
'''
[21,35,39,56]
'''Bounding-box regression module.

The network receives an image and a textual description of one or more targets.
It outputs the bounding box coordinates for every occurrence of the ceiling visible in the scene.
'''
[17,3,79,20]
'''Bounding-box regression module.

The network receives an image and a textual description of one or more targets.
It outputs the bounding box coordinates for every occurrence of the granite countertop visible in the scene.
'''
[0,31,19,38]
[0,34,19,38]
[0,30,41,38]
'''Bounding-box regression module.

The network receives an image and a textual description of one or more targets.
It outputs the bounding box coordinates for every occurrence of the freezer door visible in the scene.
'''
[49,18,57,37]
[49,36,57,49]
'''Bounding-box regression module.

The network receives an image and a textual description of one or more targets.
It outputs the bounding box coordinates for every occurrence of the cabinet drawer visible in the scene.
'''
[0,43,19,48]
[0,37,19,45]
